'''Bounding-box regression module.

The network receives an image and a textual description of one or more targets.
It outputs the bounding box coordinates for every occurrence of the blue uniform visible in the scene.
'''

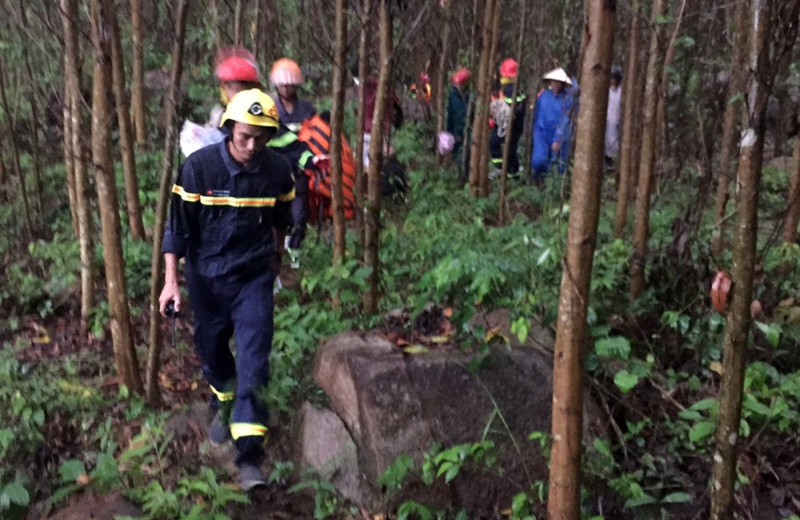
[163,139,295,466]
[531,87,575,179]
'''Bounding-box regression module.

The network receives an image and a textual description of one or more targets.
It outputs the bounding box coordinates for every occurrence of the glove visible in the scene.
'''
[312,154,331,170]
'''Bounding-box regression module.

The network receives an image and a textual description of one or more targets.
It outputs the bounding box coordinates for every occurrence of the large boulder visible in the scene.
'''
[305,322,600,514]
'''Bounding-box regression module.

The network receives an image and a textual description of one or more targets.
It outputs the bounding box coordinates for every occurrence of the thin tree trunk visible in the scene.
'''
[711,1,800,517]
[234,0,243,45]
[18,3,44,215]
[330,0,348,266]
[91,0,143,395]
[363,0,392,315]
[209,0,222,51]
[547,1,616,517]
[783,138,800,243]
[130,0,146,145]
[712,0,750,257]
[62,0,95,334]
[478,0,501,198]
[146,0,189,405]
[355,0,370,249]
[435,3,451,168]
[614,0,642,239]
[0,57,33,240]
[0,153,6,202]
[629,0,669,300]
[468,0,496,197]
[499,0,526,225]
[62,41,80,239]
[110,6,146,241]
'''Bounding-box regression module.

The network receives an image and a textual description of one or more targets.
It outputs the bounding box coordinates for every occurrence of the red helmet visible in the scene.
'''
[450,67,470,86]
[215,46,260,83]
[419,72,430,84]
[500,58,518,79]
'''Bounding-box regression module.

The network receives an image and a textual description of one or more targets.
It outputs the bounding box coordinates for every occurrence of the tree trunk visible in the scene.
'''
[711,2,800,515]
[62,39,80,239]
[0,153,6,202]
[234,0,243,45]
[547,1,616,518]
[363,0,392,315]
[91,0,143,395]
[330,0,348,266]
[355,0,370,249]
[783,138,800,243]
[614,0,642,239]
[629,0,669,300]
[62,0,96,334]
[0,57,33,240]
[499,0,526,225]
[110,6,146,241]
[146,0,189,405]
[711,0,750,257]
[130,0,146,145]
[435,3,451,168]
[468,0,496,197]
[478,0,501,198]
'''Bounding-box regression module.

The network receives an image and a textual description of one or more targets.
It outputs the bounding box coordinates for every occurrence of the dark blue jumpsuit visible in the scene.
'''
[162,139,295,466]
[489,83,527,174]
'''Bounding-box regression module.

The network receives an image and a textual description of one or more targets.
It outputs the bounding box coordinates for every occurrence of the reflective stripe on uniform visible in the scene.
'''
[504,95,527,104]
[172,185,277,207]
[491,158,503,165]
[267,132,299,148]
[299,150,314,170]
[210,385,234,402]
[278,188,296,202]
[230,422,268,439]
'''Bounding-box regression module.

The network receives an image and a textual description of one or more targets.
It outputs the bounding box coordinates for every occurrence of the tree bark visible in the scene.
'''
[499,0,526,225]
[363,0,392,315]
[629,0,669,300]
[91,0,143,395]
[0,57,33,240]
[711,2,800,515]
[146,0,189,405]
[783,138,800,243]
[547,1,616,518]
[62,36,80,239]
[62,0,96,334]
[614,0,642,239]
[711,0,750,257]
[355,0,370,249]
[130,0,147,145]
[478,0,501,198]
[435,3,451,168]
[330,0,348,266]
[109,6,146,241]
[468,0,496,197]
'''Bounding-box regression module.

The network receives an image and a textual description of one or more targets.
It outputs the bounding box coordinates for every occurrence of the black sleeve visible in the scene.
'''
[274,163,296,231]
[161,162,198,258]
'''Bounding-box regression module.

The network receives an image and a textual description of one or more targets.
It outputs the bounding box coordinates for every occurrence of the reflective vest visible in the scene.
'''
[298,115,356,220]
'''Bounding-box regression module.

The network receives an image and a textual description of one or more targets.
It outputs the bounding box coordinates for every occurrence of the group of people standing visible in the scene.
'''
[442,60,623,182]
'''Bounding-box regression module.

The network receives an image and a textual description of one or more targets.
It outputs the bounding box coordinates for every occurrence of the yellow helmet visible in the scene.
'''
[220,89,280,129]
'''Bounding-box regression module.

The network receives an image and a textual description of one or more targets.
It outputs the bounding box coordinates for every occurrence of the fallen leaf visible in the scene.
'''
[430,336,449,343]
[31,335,51,344]
[710,361,723,376]
[76,474,90,486]
[403,345,429,354]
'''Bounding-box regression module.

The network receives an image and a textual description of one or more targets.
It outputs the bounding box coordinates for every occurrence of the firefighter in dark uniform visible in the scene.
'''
[159,89,295,490]
[489,58,526,177]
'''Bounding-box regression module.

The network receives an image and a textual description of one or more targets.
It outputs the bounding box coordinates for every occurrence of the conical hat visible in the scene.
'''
[543,68,572,86]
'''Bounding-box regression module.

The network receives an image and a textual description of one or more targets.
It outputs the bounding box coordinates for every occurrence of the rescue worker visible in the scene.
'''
[489,58,526,178]
[605,67,623,164]
[216,50,313,251]
[159,89,295,490]
[270,58,317,134]
[410,72,432,103]
[445,67,471,178]
[531,67,575,180]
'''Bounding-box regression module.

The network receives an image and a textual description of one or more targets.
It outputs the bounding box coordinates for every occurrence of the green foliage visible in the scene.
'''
[288,478,339,520]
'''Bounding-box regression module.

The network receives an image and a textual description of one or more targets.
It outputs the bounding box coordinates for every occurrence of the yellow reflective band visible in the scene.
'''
[172,184,200,202]
[491,158,503,165]
[278,189,296,202]
[210,385,234,402]
[230,422,268,439]
[199,196,276,207]
[267,131,299,148]
[299,150,314,169]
